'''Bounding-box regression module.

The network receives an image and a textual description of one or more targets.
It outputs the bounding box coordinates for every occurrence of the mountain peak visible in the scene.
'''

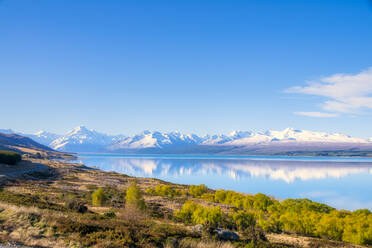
[35,130,58,136]
[74,125,89,131]
[281,127,299,133]
[229,130,252,138]
[67,125,92,135]
[35,130,46,135]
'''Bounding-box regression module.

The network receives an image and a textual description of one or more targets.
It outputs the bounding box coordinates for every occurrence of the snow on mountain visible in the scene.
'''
[202,131,252,145]
[265,128,367,143]
[0,129,15,134]
[4,126,371,153]
[50,126,125,152]
[205,128,370,146]
[107,128,371,153]
[25,131,62,146]
[109,130,202,150]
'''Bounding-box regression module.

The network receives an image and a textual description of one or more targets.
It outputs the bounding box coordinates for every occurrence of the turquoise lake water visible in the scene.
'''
[72,154,372,210]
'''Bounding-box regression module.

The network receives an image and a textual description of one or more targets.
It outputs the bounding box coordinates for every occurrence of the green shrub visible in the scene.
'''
[175,201,223,226]
[104,210,116,218]
[174,201,198,224]
[146,185,182,198]
[189,184,208,197]
[145,188,155,194]
[192,205,223,226]
[190,187,372,245]
[342,210,372,245]
[125,182,146,211]
[231,210,256,231]
[0,150,21,165]
[91,187,108,206]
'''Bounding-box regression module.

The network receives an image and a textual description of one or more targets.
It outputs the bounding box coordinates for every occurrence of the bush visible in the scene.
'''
[145,185,182,198]
[175,201,224,227]
[192,205,223,226]
[66,198,88,213]
[0,150,21,165]
[104,210,116,218]
[125,182,146,211]
[91,187,108,206]
[231,210,256,232]
[189,184,208,197]
[192,187,372,245]
[174,201,198,224]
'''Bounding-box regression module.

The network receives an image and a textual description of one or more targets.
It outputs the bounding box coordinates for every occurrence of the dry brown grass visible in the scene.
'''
[175,238,235,248]
[119,204,149,224]
[0,202,68,247]
[267,233,368,248]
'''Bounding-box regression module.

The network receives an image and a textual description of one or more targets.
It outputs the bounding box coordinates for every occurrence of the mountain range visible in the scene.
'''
[1,126,372,155]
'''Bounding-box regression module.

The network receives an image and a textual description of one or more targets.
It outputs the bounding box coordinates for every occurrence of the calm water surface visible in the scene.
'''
[72,154,372,210]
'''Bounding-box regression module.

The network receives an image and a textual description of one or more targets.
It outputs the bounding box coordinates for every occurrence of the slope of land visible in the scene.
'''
[0,132,74,160]
[0,158,370,248]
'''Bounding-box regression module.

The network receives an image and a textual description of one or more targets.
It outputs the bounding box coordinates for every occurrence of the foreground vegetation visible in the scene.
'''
[0,158,370,248]
[169,185,372,245]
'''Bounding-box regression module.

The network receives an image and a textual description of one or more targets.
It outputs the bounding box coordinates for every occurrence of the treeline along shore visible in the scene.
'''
[0,153,371,248]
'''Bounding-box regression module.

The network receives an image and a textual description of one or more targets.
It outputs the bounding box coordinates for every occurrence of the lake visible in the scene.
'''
[72,154,372,211]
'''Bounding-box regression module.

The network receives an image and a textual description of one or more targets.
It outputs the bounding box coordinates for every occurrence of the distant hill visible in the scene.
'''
[0,132,53,151]
[0,132,73,159]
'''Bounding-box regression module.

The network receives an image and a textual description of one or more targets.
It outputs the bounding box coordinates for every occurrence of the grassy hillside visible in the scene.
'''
[0,158,370,248]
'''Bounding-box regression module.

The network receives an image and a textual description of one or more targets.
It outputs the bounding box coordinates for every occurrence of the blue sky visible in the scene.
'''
[1,0,372,137]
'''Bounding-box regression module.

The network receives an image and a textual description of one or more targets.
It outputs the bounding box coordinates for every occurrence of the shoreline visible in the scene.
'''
[71,151,372,159]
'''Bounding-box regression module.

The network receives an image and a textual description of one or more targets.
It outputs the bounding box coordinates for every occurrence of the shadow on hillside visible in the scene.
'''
[0,160,59,183]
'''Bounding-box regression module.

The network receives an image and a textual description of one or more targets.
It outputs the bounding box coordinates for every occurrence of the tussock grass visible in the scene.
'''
[177,238,234,248]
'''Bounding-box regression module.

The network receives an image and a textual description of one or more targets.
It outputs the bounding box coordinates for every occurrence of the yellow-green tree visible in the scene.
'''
[175,201,223,226]
[189,184,208,197]
[315,211,344,240]
[174,200,198,224]
[91,187,108,206]
[125,182,146,211]
[232,210,256,231]
[192,205,223,226]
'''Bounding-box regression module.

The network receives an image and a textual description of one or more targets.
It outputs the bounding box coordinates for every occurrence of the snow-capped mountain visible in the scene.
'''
[1,126,372,154]
[213,128,368,146]
[25,131,62,146]
[50,126,125,152]
[109,130,203,150]
[202,131,252,145]
[0,129,16,134]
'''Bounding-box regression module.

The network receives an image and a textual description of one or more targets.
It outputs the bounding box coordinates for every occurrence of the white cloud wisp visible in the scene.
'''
[294,112,339,118]
[287,67,372,116]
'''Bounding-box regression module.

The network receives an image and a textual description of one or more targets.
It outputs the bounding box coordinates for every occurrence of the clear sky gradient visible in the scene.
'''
[1,0,372,137]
